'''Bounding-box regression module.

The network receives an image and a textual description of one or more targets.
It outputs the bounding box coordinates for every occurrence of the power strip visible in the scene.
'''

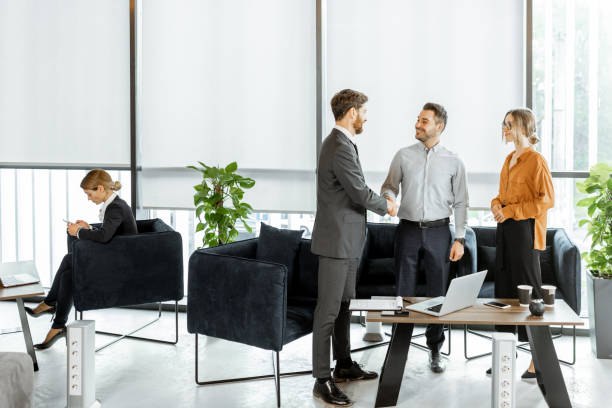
[491,332,516,408]
[67,320,100,408]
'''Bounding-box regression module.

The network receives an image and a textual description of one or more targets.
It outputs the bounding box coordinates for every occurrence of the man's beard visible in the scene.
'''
[415,129,431,142]
[354,115,364,134]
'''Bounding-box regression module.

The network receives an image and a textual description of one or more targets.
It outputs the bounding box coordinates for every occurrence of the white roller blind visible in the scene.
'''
[327,0,524,208]
[0,0,130,166]
[140,0,316,212]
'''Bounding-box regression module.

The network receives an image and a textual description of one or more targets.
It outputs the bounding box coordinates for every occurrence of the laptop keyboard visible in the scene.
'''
[427,304,443,313]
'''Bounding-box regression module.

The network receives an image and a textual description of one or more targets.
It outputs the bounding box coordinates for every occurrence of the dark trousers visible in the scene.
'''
[44,253,73,329]
[312,256,358,379]
[395,220,451,353]
[494,218,542,342]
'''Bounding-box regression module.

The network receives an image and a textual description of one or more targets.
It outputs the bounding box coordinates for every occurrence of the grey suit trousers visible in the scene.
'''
[312,256,358,378]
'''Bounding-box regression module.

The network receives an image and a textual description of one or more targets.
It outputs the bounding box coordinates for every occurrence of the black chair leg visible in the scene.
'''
[273,351,281,407]
[77,301,179,352]
[194,334,311,391]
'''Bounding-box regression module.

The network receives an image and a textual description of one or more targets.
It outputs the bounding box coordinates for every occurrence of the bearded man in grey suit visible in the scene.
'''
[311,89,398,407]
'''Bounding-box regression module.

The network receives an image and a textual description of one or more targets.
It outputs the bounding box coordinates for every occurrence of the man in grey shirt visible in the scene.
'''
[381,102,468,373]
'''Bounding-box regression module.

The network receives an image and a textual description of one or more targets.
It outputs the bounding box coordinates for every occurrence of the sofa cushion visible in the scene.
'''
[540,246,555,284]
[292,240,319,298]
[256,223,303,290]
[362,258,395,284]
[477,245,497,282]
[478,281,495,298]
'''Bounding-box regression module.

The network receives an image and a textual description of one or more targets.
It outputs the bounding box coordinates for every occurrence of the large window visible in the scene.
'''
[139,0,317,213]
[326,0,524,209]
[532,0,612,170]
[0,169,130,288]
[532,0,612,316]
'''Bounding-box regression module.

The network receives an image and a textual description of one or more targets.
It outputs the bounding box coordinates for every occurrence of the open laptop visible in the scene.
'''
[404,270,487,317]
[0,261,40,288]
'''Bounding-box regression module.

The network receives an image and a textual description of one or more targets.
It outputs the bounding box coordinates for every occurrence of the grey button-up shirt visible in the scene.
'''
[381,142,469,238]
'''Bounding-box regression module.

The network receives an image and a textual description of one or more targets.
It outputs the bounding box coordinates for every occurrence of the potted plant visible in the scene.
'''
[188,161,255,247]
[576,162,612,359]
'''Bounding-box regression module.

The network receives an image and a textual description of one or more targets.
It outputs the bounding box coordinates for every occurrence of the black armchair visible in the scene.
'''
[465,226,581,364]
[472,226,581,313]
[188,238,315,407]
[69,218,184,351]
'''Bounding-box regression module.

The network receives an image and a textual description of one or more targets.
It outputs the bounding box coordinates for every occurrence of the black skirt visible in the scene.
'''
[494,218,543,342]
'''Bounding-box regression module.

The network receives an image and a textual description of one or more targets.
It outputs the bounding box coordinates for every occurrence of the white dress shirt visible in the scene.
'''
[98,192,117,222]
[381,142,469,238]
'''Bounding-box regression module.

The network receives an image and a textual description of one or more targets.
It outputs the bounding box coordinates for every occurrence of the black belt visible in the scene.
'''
[402,218,450,229]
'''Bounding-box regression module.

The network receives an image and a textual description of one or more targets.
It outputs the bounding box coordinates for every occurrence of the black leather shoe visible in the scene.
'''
[24,305,56,318]
[34,328,66,350]
[313,379,354,407]
[333,361,378,383]
[521,369,537,379]
[429,351,446,373]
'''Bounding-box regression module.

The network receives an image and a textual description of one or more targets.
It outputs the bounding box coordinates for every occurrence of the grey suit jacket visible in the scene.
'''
[311,129,388,259]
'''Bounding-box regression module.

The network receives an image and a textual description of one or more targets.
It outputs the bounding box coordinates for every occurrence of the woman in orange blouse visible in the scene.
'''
[491,108,554,378]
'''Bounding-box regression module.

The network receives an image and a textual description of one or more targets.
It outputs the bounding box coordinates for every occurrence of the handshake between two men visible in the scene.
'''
[385,196,399,217]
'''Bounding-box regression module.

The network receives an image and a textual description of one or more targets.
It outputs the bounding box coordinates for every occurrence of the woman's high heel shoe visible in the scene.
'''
[24,304,56,318]
[34,328,66,350]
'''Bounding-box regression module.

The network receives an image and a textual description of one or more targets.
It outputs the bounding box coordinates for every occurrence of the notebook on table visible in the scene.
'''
[349,296,404,311]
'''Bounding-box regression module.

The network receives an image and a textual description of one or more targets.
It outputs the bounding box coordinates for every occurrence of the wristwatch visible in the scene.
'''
[454,238,465,246]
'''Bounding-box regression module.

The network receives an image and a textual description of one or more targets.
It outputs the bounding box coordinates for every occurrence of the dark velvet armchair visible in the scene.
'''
[69,218,184,351]
[188,238,316,407]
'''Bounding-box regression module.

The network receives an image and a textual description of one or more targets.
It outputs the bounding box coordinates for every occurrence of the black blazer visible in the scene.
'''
[78,196,138,243]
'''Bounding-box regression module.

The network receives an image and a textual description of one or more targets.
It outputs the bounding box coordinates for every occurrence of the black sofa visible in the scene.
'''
[187,222,477,405]
[68,218,184,348]
[356,223,477,298]
[188,222,477,351]
[472,226,581,314]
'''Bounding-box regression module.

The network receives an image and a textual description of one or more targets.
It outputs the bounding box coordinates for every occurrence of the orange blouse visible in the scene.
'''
[491,147,554,250]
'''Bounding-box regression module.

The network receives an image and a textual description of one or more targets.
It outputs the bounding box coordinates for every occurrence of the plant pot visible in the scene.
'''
[587,270,612,359]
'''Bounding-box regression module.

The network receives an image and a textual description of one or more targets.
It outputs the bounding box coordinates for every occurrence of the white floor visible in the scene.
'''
[1,301,611,408]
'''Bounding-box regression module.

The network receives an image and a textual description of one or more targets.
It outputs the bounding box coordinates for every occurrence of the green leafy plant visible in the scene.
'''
[576,163,612,278]
[188,161,255,247]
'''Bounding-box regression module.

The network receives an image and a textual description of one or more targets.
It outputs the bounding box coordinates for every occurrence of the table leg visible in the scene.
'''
[527,325,571,408]
[16,298,39,372]
[374,323,414,408]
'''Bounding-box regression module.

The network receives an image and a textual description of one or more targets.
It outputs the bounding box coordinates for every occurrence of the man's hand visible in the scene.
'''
[386,197,398,217]
[449,240,464,262]
[76,220,91,230]
[67,223,80,237]
[491,204,506,224]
